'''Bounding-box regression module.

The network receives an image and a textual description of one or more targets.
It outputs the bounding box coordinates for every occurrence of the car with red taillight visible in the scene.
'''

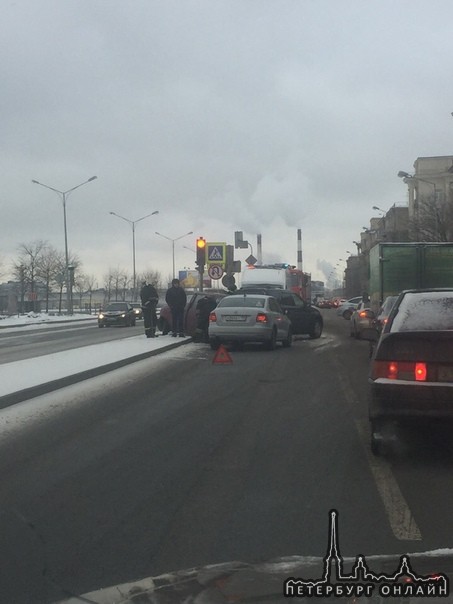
[367,288,453,455]
[208,294,292,350]
[349,301,374,339]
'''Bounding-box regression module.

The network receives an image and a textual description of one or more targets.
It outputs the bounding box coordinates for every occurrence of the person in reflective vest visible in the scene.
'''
[140,281,159,338]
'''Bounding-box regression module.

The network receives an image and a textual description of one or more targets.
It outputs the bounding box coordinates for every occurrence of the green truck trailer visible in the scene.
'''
[369,242,453,314]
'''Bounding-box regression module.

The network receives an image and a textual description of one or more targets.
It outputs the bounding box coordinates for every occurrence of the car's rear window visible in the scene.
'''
[219,296,265,308]
[390,292,453,332]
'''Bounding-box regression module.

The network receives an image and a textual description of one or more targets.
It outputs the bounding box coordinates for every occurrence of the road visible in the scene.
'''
[1,310,453,603]
[0,319,145,364]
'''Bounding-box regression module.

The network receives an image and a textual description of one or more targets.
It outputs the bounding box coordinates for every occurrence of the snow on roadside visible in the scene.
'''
[0,334,192,398]
[0,312,96,328]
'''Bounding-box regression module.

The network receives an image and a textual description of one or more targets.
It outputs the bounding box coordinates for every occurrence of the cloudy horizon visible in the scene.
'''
[2,0,453,289]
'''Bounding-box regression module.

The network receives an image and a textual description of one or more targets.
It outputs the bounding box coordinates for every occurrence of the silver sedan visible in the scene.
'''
[208,294,292,350]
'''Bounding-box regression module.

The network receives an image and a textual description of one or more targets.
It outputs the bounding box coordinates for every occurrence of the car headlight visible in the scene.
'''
[121,313,126,318]
[99,313,104,319]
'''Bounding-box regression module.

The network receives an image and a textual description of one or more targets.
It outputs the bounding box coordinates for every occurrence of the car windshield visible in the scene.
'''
[219,296,266,308]
[391,291,453,331]
[105,303,128,311]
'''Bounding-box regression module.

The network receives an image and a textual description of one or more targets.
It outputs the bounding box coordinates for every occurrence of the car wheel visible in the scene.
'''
[265,328,277,350]
[343,309,352,320]
[309,320,322,339]
[282,328,292,348]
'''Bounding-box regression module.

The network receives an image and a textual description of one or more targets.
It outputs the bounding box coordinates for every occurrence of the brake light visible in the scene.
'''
[388,362,398,379]
[415,362,427,381]
[371,360,428,381]
[359,311,368,318]
[209,312,217,322]
[256,312,268,323]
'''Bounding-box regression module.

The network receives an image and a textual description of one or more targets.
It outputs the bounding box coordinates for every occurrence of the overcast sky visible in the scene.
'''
[2,0,453,288]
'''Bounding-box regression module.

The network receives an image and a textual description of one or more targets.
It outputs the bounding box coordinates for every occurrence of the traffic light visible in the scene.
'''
[196,237,206,269]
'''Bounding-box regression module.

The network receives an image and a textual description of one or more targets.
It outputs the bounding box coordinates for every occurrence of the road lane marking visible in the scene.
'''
[333,362,422,541]
[355,418,421,541]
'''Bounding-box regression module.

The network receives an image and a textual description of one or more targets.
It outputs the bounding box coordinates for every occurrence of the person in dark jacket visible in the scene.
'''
[140,281,159,338]
[165,278,187,337]
[194,295,217,342]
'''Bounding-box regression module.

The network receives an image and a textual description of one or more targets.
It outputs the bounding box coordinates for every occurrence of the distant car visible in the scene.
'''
[130,302,143,320]
[317,299,334,309]
[158,290,226,336]
[368,288,453,455]
[336,296,363,319]
[236,287,323,338]
[349,301,374,339]
[98,302,136,327]
[208,294,292,350]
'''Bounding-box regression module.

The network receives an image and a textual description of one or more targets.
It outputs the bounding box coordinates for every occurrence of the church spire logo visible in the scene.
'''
[284,510,449,599]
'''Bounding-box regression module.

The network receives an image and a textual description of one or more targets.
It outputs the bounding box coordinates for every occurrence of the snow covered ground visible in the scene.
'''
[0,313,191,403]
[0,311,96,328]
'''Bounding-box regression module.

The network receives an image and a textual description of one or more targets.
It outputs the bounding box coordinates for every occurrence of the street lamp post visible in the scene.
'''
[32,176,97,314]
[110,210,159,301]
[155,231,194,279]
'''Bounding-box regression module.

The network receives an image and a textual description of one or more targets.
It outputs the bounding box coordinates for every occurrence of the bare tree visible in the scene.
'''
[410,196,453,242]
[36,245,61,312]
[103,270,114,304]
[54,251,81,314]
[138,269,163,289]
[104,267,129,301]
[84,274,98,313]
[74,273,88,310]
[12,240,47,312]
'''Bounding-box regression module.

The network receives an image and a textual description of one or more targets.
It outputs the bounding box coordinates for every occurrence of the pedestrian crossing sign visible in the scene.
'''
[207,242,226,266]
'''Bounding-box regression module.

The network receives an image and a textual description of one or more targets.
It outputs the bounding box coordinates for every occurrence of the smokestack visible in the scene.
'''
[257,234,262,264]
[297,229,303,271]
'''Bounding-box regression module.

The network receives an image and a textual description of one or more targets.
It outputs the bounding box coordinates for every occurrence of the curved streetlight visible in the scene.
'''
[155,231,193,279]
[32,176,97,314]
[372,205,386,215]
[110,210,159,301]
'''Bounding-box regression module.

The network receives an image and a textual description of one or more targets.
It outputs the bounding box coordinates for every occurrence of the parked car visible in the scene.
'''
[237,287,323,338]
[208,294,292,350]
[367,288,453,455]
[349,301,374,339]
[130,302,143,320]
[98,302,136,327]
[158,290,226,336]
[336,296,363,319]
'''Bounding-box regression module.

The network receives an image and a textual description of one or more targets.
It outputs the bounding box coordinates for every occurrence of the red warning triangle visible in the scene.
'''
[212,344,233,364]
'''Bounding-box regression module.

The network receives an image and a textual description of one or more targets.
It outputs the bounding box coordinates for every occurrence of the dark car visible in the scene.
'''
[368,288,453,455]
[158,290,226,336]
[98,302,137,327]
[236,287,323,338]
[130,302,143,320]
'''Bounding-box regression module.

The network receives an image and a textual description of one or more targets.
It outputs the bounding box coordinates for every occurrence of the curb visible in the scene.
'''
[0,338,192,410]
